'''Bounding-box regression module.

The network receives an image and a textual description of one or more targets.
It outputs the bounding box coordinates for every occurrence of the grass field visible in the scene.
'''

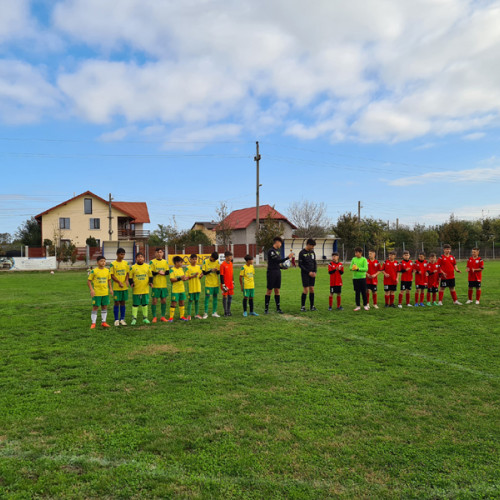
[1,263,499,499]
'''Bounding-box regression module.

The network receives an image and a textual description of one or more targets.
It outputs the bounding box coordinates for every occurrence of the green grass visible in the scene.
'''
[1,263,499,499]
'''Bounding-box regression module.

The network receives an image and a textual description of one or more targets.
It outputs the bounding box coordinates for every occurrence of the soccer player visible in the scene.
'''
[466,247,484,304]
[437,244,462,305]
[149,247,169,323]
[265,236,293,314]
[240,254,258,317]
[366,249,381,309]
[397,250,414,308]
[202,251,221,319]
[299,239,317,312]
[185,254,203,319]
[349,247,369,311]
[328,252,343,311]
[87,255,113,329]
[383,251,399,307]
[426,253,440,306]
[413,252,428,307]
[129,252,153,325]
[220,251,235,316]
[109,247,130,326]
[169,256,188,321]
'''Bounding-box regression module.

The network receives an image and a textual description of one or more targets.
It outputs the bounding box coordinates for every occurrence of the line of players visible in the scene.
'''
[87,247,257,328]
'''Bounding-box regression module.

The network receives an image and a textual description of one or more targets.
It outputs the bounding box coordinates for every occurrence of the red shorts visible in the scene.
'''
[221,287,234,297]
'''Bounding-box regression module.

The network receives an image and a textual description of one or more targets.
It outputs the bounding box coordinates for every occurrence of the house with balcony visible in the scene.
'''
[35,191,150,247]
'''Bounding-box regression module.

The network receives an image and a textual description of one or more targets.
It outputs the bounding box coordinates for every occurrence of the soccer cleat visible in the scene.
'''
[426,302,432,306]
[420,303,426,307]
[475,300,480,305]
[433,301,439,306]
[152,317,157,323]
[398,304,403,309]
[143,319,150,324]
[264,309,269,314]
[195,315,203,320]
[160,316,168,322]
[353,306,361,311]
[180,317,188,321]
[131,318,137,325]
[363,305,370,311]
[119,319,127,326]
[373,304,379,309]
[167,318,173,322]
[202,313,208,319]
[276,309,284,314]
[328,307,332,311]
[212,312,220,318]
[186,316,191,321]
[249,312,259,316]
[227,312,232,316]
[453,301,462,305]
[414,303,420,307]
[300,306,306,312]
[337,306,344,311]
[101,322,111,328]
[437,301,443,306]
[384,304,389,308]
[310,306,317,311]
[390,304,397,308]
[114,320,120,327]
[90,323,96,329]
[407,304,413,307]
[465,300,473,304]
[243,311,248,317]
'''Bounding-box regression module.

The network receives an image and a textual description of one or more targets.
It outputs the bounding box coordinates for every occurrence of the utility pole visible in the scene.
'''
[357,201,362,222]
[108,193,114,241]
[254,141,262,265]
[396,218,399,230]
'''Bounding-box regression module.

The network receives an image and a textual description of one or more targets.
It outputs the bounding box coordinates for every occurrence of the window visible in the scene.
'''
[90,218,100,230]
[84,198,92,214]
[59,218,70,229]
[60,239,71,247]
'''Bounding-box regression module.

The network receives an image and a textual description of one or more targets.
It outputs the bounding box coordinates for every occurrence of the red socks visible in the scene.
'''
[439,291,444,302]
[406,291,410,305]
[468,289,473,301]
[390,295,395,305]
[415,292,419,304]
[373,293,377,305]
[329,296,333,308]
[433,292,437,302]
[427,292,431,302]
[420,291,425,303]
[476,290,481,301]
[337,295,342,308]
[385,295,389,305]
[451,290,458,302]
[398,293,403,305]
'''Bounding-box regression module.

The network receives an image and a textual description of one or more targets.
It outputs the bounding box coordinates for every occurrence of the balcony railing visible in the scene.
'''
[117,229,150,240]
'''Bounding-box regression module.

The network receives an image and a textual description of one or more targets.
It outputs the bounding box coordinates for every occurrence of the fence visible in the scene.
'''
[142,244,260,262]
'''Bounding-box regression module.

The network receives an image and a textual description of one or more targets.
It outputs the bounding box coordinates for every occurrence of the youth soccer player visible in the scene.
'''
[220,251,235,316]
[169,256,188,321]
[265,236,293,314]
[397,250,414,308]
[110,247,129,326]
[349,247,369,311]
[240,254,259,317]
[202,252,221,319]
[437,244,462,305]
[186,254,203,319]
[413,252,428,307]
[328,252,343,311]
[87,255,113,329]
[426,253,440,306]
[383,251,399,307]
[366,250,381,309]
[299,239,317,311]
[129,252,153,325]
[149,248,169,323]
[466,247,484,304]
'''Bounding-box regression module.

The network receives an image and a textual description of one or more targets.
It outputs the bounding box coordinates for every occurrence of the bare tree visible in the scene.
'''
[288,201,330,238]
[215,201,233,250]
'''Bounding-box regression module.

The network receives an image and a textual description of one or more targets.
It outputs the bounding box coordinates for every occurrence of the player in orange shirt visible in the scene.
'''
[220,251,235,316]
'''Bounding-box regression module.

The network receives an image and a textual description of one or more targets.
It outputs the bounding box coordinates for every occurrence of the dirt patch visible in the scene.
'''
[128,344,192,358]
[280,314,308,322]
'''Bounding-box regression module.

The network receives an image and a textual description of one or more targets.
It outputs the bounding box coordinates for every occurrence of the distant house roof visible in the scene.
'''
[219,205,296,230]
[34,191,150,223]
[191,221,217,230]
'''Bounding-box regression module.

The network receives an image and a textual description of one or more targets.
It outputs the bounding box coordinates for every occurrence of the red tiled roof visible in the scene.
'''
[219,205,296,230]
[34,191,149,223]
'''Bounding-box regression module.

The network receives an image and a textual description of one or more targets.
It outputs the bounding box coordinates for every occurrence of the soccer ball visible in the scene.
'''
[281,259,292,270]
[50,271,55,275]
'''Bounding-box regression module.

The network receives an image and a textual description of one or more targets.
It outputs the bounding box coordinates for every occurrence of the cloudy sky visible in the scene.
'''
[2,0,500,236]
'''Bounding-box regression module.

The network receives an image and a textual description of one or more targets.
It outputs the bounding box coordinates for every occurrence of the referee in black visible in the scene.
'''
[299,238,317,311]
[265,236,294,314]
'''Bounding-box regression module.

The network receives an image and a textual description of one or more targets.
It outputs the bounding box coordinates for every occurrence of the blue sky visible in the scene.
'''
[2,0,500,236]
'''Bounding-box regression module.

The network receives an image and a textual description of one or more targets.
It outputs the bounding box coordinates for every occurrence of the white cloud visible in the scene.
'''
[416,203,500,224]
[463,132,486,141]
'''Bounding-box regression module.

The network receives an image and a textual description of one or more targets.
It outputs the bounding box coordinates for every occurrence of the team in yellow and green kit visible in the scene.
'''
[129,252,153,325]
[149,247,169,323]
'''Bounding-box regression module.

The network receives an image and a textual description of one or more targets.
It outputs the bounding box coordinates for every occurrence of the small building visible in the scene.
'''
[219,205,296,245]
[35,191,150,247]
[191,221,217,244]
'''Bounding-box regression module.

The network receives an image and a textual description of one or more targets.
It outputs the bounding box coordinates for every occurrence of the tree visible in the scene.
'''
[173,230,212,248]
[15,218,41,246]
[148,221,181,246]
[288,201,330,238]
[0,233,11,245]
[86,236,99,247]
[256,210,285,252]
[215,201,233,249]
[333,212,362,252]
[360,218,389,251]
[439,215,469,248]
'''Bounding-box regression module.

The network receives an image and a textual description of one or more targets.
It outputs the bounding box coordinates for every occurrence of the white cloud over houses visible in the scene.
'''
[2,0,500,141]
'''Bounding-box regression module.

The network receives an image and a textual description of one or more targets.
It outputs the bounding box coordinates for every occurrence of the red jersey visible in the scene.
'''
[399,259,414,282]
[220,261,234,289]
[427,262,440,288]
[467,256,484,282]
[413,259,428,286]
[366,259,381,285]
[437,254,457,279]
[328,261,343,286]
[383,260,399,286]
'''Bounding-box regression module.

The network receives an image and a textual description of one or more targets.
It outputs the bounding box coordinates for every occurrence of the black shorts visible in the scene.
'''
[266,271,281,290]
[384,284,397,292]
[428,287,438,294]
[367,284,377,292]
[301,271,316,288]
[330,286,342,294]
[440,278,456,288]
[353,278,367,292]
[401,281,412,291]
[468,281,481,289]
[416,284,427,290]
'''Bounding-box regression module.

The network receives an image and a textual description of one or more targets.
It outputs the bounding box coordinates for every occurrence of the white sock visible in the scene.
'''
[91,311,97,324]
[101,310,107,323]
